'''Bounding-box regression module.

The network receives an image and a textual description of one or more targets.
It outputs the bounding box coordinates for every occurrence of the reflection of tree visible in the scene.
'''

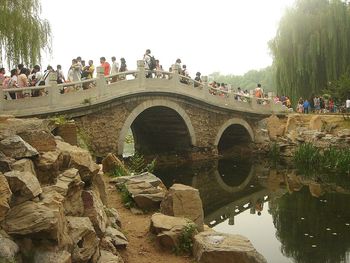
[270,187,350,263]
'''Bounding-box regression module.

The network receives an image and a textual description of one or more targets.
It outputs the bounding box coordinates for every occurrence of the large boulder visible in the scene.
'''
[160,184,204,231]
[82,190,108,236]
[102,153,128,175]
[11,158,36,174]
[34,150,61,185]
[105,207,122,228]
[32,248,71,263]
[67,216,99,262]
[105,226,128,248]
[56,140,100,185]
[46,168,85,216]
[0,173,12,221]
[18,130,57,152]
[113,172,167,210]
[150,213,196,250]
[0,135,39,159]
[4,170,42,205]
[266,115,285,140]
[193,231,267,263]
[98,250,124,263]
[0,232,19,262]
[309,115,324,131]
[92,172,108,206]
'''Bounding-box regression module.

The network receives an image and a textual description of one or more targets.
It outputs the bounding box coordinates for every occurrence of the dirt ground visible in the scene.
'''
[104,176,193,263]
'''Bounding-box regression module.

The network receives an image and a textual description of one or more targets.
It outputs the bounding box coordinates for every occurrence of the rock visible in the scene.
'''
[34,150,61,185]
[100,237,118,255]
[309,115,324,131]
[104,207,122,228]
[11,158,36,174]
[47,168,84,216]
[150,213,196,250]
[338,129,350,138]
[0,135,39,159]
[2,200,60,239]
[193,231,267,263]
[126,180,166,210]
[18,130,57,152]
[98,250,124,263]
[0,173,12,221]
[112,172,165,188]
[82,190,108,236]
[102,153,128,175]
[266,115,285,140]
[160,184,204,231]
[0,233,19,261]
[105,226,128,248]
[92,172,108,206]
[56,140,100,185]
[0,151,13,173]
[309,182,324,198]
[285,115,299,134]
[67,216,99,262]
[4,170,42,204]
[33,248,71,263]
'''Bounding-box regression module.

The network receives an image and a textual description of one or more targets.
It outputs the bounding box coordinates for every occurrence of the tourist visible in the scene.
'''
[0,68,5,84]
[110,56,119,82]
[314,96,320,113]
[17,64,24,75]
[56,65,66,84]
[30,65,42,86]
[87,60,95,79]
[346,97,350,113]
[175,58,182,74]
[303,99,310,114]
[68,59,82,82]
[119,58,127,80]
[143,49,154,78]
[7,69,18,99]
[100,57,110,76]
[194,72,202,87]
[155,60,162,78]
[329,98,334,113]
[180,65,189,84]
[297,98,303,113]
[17,67,29,99]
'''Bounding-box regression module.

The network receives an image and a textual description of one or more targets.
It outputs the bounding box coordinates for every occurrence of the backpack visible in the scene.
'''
[148,55,156,70]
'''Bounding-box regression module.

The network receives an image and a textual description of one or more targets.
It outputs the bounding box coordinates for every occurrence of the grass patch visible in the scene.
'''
[294,143,350,175]
[117,184,135,209]
[174,223,198,255]
[269,142,280,166]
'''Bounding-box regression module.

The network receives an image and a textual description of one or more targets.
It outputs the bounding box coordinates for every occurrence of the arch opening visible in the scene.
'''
[217,124,253,156]
[122,106,193,156]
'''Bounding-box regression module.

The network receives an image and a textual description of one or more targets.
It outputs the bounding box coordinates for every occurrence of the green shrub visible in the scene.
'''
[118,184,135,208]
[174,223,198,255]
[269,142,280,165]
[128,152,157,174]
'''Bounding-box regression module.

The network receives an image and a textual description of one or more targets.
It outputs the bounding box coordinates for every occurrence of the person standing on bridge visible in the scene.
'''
[144,49,155,78]
[111,56,119,82]
[100,57,111,76]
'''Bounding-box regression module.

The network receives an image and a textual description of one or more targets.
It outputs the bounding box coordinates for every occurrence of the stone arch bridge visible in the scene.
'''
[0,61,286,159]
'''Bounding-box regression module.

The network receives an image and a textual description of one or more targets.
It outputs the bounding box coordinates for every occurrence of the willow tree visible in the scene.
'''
[269,0,350,103]
[0,0,51,68]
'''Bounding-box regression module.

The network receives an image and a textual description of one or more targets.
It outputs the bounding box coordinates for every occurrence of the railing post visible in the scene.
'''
[171,64,180,88]
[137,60,146,89]
[48,72,58,109]
[96,66,107,97]
[201,76,210,100]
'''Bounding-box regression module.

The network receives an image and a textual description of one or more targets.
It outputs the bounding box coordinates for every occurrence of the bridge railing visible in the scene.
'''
[0,60,288,116]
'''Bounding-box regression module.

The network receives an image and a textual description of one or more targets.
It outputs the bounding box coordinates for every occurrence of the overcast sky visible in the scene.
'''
[40,0,295,77]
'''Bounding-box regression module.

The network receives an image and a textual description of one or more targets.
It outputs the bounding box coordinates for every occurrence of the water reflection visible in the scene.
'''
[155,158,350,263]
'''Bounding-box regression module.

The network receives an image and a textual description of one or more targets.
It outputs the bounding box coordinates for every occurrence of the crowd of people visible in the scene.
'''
[1,49,349,112]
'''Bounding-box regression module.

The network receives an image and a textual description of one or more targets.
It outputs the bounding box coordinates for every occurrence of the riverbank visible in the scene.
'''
[103,175,193,263]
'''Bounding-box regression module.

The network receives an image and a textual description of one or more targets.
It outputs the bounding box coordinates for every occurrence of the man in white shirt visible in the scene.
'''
[143,49,153,78]
[346,97,350,112]
[111,56,119,74]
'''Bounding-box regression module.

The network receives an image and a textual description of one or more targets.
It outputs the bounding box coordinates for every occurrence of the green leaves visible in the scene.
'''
[0,0,51,68]
[270,0,350,104]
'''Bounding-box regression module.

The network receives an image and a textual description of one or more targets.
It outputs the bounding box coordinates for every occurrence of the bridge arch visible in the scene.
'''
[118,99,196,155]
[215,118,254,155]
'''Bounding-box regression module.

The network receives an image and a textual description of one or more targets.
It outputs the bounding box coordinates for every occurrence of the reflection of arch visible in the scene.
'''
[214,164,255,193]
[118,99,196,155]
[214,118,255,146]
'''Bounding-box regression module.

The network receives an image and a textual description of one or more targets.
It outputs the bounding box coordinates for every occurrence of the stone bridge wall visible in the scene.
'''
[74,95,261,159]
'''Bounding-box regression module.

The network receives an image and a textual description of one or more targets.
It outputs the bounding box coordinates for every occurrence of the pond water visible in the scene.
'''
[154,157,350,263]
